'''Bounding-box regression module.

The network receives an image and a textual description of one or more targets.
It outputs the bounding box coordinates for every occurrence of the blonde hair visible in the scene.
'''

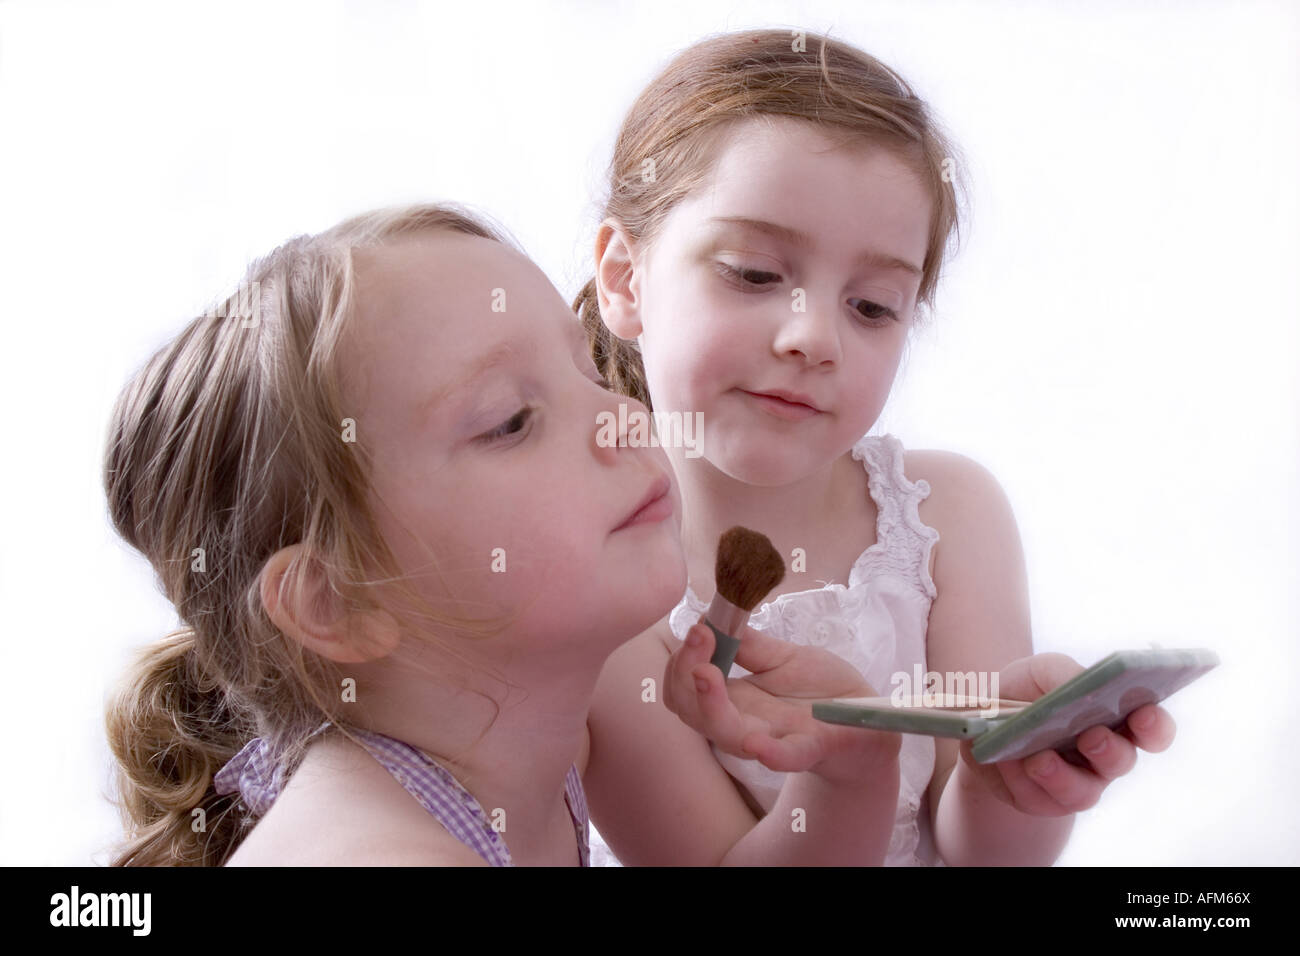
[103,202,522,866]
[574,28,970,411]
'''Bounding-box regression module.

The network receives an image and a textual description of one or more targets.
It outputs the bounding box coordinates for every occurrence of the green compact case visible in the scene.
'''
[811,697,1024,740]
[812,648,1219,764]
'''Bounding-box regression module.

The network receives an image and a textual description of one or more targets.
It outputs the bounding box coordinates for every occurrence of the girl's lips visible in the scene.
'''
[612,475,673,532]
[613,492,674,531]
[740,389,822,421]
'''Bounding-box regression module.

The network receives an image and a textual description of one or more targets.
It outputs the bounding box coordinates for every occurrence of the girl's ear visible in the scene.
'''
[259,545,400,664]
[594,218,645,340]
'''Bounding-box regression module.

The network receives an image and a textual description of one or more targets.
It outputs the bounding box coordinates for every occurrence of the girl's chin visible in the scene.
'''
[696,419,858,482]
[706,448,835,487]
[605,525,686,581]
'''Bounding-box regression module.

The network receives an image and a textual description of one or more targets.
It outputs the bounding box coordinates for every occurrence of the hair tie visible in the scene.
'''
[213,736,286,817]
[212,722,333,817]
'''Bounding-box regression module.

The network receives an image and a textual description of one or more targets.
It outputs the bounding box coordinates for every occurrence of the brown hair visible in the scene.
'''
[102,202,522,866]
[574,28,970,412]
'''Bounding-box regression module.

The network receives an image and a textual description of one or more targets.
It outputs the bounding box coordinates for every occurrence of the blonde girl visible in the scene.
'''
[103,201,896,866]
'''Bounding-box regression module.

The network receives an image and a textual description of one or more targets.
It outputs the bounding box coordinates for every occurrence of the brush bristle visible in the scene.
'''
[714,526,785,612]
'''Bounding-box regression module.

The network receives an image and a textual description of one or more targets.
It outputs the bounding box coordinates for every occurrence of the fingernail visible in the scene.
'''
[695,677,709,694]
[1133,709,1156,731]
[1081,735,1106,756]
[686,628,702,647]
[1030,754,1056,778]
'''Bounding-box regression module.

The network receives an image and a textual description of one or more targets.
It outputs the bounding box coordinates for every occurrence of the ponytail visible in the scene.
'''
[102,201,538,865]
[104,629,255,866]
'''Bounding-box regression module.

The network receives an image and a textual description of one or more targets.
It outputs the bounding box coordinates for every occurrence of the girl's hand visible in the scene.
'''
[663,621,901,787]
[954,653,1178,815]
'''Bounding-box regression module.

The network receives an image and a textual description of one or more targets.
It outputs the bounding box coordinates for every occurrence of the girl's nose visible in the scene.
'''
[772,291,842,367]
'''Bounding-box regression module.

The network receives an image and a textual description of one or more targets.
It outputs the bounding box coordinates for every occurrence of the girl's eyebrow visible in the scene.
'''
[425,315,585,423]
[426,340,520,413]
[708,215,922,277]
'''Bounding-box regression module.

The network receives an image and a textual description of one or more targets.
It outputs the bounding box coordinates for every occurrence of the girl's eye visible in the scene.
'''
[850,298,900,326]
[719,261,900,326]
[479,406,534,443]
[716,262,781,288]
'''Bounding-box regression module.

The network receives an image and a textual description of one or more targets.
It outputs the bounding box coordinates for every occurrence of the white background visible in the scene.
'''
[1,0,1295,866]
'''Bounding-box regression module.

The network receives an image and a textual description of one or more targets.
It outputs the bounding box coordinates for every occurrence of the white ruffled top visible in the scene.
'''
[590,432,944,866]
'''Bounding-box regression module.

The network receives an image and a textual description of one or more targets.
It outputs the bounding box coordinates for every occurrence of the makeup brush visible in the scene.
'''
[705,526,786,677]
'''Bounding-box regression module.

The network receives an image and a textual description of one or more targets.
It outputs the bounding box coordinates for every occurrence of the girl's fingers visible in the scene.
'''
[740,721,896,778]
[1124,704,1176,753]
[689,663,748,750]
[730,624,877,700]
[1074,726,1138,781]
[669,623,763,753]
[667,624,812,755]
[1010,750,1105,813]
[742,729,825,773]
[728,624,795,674]
[993,755,1075,815]
[1026,707,1172,806]
[664,623,714,720]
[1068,705,1171,782]
[682,622,716,668]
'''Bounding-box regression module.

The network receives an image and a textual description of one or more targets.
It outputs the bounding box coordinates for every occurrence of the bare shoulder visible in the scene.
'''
[904,448,1010,514]
[227,828,486,866]
[905,449,1034,842]
[902,448,995,581]
[901,449,948,556]
[226,826,485,866]
[905,448,1025,539]
[224,734,487,867]
[901,447,1028,639]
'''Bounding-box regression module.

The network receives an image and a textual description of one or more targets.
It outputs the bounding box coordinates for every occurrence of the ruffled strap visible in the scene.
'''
[213,722,332,816]
[850,433,940,599]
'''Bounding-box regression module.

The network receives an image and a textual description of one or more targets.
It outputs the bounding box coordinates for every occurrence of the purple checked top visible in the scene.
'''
[214,722,590,866]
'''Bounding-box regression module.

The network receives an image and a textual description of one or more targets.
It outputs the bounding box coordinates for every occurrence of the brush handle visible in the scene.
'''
[702,593,748,677]
[706,620,743,676]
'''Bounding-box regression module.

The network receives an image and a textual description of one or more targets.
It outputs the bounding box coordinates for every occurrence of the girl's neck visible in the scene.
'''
[669,445,865,599]
[346,650,598,860]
